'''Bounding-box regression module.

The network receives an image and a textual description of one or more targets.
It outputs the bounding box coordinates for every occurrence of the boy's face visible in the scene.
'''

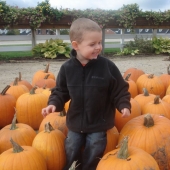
[72,31,102,63]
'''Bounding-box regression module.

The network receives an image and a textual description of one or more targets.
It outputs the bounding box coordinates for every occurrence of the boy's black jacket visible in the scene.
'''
[48,49,131,133]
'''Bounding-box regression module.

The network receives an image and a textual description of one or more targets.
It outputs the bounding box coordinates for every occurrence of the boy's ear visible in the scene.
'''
[71,41,79,50]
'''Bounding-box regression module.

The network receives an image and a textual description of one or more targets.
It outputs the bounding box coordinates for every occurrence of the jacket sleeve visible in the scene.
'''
[48,65,70,112]
[108,61,131,113]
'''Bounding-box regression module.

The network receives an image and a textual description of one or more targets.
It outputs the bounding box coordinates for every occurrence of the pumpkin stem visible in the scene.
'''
[143,88,149,96]
[154,95,160,104]
[44,122,54,133]
[124,73,131,81]
[143,114,154,127]
[44,63,50,73]
[44,74,50,79]
[69,161,80,170]
[13,77,19,86]
[18,72,22,81]
[1,85,11,95]
[117,136,129,159]
[30,86,37,94]
[167,64,170,75]
[60,108,67,116]
[10,112,18,130]
[148,74,154,79]
[10,138,24,153]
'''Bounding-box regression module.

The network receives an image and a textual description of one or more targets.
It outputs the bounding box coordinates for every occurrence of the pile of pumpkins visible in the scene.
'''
[1,63,170,169]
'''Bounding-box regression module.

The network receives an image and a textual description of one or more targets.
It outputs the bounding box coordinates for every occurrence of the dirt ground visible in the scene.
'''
[0,55,170,92]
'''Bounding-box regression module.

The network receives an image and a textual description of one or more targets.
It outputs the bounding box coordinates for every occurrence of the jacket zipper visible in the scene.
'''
[81,67,85,133]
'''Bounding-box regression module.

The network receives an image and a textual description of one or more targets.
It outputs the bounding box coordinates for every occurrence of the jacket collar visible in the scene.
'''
[70,49,100,67]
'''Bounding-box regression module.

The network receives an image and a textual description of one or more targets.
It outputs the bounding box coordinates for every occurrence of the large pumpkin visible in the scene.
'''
[32,63,55,86]
[16,87,48,130]
[97,136,159,170]
[0,85,16,129]
[118,114,170,170]
[32,122,66,170]
[123,68,145,82]
[0,139,47,170]
[0,114,36,154]
[136,74,165,98]
[115,98,141,132]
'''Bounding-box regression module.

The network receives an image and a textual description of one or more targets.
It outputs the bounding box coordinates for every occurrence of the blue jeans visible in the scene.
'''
[63,130,107,170]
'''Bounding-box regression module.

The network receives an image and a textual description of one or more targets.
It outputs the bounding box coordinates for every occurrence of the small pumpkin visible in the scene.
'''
[35,74,56,88]
[134,88,156,110]
[7,77,29,100]
[39,110,68,136]
[142,95,170,119]
[32,63,55,86]
[10,72,33,90]
[0,138,47,170]
[124,73,138,98]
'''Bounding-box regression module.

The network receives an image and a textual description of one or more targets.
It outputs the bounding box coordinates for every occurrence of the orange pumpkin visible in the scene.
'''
[0,85,16,129]
[124,73,138,98]
[162,94,170,104]
[35,74,56,88]
[123,68,145,82]
[142,95,170,119]
[159,64,170,90]
[136,74,165,98]
[32,63,55,86]
[134,88,156,110]
[7,77,29,100]
[118,114,170,170]
[0,139,47,170]
[39,110,68,136]
[10,72,33,90]
[16,87,48,130]
[32,122,66,170]
[97,136,159,170]
[115,98,141,132]
[104,126,119,155]
[0,114,36,154]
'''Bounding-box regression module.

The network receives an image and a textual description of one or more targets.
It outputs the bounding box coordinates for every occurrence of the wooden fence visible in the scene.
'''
[0,29,170,52]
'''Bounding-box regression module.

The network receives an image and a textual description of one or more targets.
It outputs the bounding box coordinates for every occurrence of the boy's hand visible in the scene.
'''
[121,108,130,118]
[41,105,56,118]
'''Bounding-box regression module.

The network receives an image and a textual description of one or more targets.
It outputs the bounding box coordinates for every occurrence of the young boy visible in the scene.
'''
[42,18,131,170]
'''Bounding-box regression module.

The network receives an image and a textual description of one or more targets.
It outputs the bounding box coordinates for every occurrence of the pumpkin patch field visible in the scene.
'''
[1,55,170,170]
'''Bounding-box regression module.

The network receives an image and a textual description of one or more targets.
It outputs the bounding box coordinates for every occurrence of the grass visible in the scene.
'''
[0,48,121,60]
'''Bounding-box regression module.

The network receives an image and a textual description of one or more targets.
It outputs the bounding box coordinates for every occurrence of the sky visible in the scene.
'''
[5,0,170,12]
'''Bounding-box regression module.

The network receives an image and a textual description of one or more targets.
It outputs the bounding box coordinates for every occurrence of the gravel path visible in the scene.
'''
[0,55,170,92]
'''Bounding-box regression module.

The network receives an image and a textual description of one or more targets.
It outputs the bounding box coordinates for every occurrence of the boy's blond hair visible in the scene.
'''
[69,18,102,43]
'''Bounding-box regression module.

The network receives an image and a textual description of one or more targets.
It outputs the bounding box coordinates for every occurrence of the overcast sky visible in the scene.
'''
[5,0,170,11]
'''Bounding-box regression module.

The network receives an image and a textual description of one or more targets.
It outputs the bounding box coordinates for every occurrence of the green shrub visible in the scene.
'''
[152,37,170,55]
[32,39,71,59]
[124,36,154,54]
